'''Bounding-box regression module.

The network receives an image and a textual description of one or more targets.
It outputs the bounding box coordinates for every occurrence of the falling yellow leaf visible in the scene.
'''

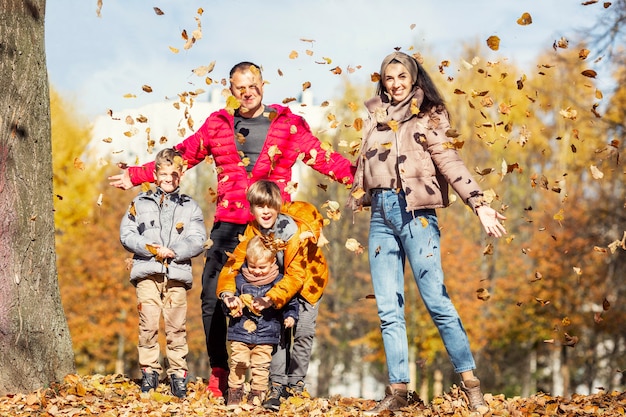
[225,95,241,115]
[387,120,399,132]
[193,62,216,76]
[169,46,180,54]
[553,208,565,222]
[345,238,364,255]
[351,188,366,199]
[285,181,298,195]
[123,93,136,99]
[267,145,282,160]
[418,217,428,228]
[486,36,500,51]
[590,165,604,179]
[289,50,299,59]
[290,125,297,134]
[559,107,578,120]
[145,244,164,262]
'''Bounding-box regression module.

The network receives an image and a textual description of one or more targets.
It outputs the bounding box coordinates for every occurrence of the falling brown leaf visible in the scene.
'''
[564,333,579,348]
[330,66,342,75]
[581,69,598,78]
[476,288,491,301]
[302,81,311,91]
[555,37,569,49]
[516,12,532,25]
[536,298,551,306]
[153,7,164,15]
[74,157,85,171]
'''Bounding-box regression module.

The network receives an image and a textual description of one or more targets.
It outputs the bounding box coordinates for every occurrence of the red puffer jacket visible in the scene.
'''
[128,105,354,224]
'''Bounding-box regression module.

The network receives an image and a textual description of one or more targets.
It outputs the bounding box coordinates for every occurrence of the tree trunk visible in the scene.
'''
[0,0,75,395]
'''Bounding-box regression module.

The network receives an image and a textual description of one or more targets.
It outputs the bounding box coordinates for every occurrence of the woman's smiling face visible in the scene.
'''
[383,62,414,103]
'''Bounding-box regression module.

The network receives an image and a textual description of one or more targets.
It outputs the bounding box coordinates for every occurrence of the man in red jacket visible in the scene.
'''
[109,61,354,399]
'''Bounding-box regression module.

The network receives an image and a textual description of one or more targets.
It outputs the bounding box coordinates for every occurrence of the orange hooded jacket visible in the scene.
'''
[216,201,329,309]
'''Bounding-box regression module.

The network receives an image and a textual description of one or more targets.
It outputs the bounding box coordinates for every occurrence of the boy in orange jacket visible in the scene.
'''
[217,180,328,410]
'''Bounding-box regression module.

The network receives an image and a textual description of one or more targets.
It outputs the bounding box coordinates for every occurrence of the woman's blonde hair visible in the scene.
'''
[246,180,282,211]
[246,235,275,264]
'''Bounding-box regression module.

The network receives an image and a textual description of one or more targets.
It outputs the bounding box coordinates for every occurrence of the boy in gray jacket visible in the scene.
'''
[120,148,207,398]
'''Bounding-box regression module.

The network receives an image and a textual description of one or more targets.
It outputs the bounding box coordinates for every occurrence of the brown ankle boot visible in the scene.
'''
[226,386,244,408]
[363,385,409,415]
[460,377,489,415]
[247,389,264,406]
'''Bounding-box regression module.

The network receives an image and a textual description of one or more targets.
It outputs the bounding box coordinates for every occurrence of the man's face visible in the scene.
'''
[250,204,279,229]
[230,69,264,117]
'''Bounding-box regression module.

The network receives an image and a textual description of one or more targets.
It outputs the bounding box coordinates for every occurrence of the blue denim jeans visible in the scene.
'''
[368,189,476,383]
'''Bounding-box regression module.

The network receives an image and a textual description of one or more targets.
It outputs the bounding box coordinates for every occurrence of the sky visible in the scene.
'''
[44,0,610,120]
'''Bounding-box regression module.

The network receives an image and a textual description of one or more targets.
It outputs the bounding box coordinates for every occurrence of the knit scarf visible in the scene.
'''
[365,86,424,127]
[240,263,279,286]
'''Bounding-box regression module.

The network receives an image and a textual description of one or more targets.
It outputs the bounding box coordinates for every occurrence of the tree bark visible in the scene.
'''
[0,0,75,395]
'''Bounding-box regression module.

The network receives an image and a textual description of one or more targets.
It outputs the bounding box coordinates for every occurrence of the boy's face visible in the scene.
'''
[247,256,275,277]
[154,164,182,193]
[250,204,279,229]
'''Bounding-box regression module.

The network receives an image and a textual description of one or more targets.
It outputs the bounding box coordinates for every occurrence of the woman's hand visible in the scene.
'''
[476,206,507,238]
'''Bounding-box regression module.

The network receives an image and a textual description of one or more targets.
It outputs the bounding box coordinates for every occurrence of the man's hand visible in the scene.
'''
[108,164,134,190]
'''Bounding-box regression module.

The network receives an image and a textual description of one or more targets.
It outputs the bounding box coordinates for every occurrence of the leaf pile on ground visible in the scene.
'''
[0,374,624,416]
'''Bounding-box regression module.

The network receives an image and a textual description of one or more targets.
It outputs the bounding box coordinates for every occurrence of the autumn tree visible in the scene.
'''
[0,0,75,394]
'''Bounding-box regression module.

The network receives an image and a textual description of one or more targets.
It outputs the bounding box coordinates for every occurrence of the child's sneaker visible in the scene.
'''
[286,380,306,397]
[140,369,159,393]
[169,373,187,398]
[262,382,286,411]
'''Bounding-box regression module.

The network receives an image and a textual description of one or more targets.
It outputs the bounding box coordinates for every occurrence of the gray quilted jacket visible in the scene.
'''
[120,188,206,288]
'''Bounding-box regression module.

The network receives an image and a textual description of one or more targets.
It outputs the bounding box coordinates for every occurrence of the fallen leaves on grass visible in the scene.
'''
[0,374,624,416]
